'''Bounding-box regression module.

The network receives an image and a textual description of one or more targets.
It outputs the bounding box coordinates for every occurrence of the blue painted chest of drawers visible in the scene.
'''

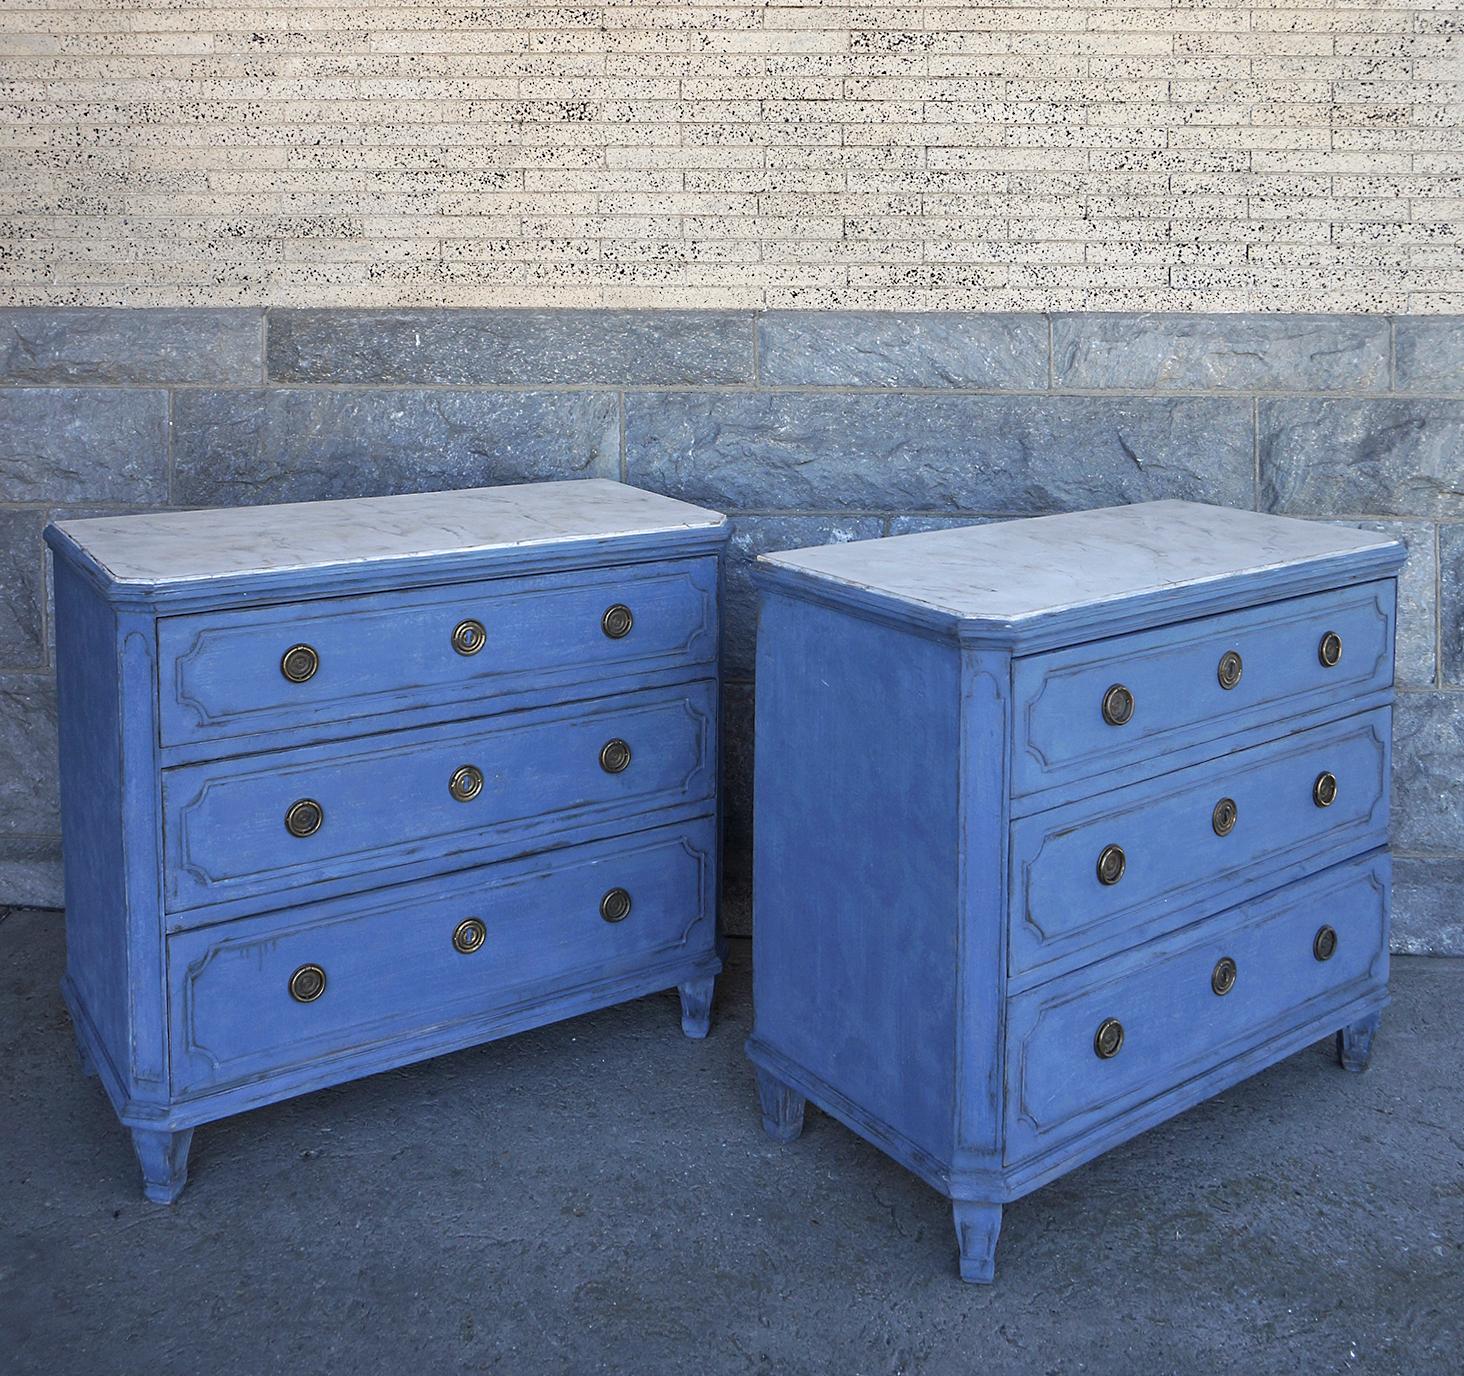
[746,501,1404,1283]
[46,479,729,1202]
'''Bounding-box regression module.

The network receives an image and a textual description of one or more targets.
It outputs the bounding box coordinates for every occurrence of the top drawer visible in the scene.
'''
[1011,580,1395,800]
[156,557,718,749]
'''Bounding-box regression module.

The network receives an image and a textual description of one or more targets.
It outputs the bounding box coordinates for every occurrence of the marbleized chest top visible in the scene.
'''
[747,500,1403,1283]
[47,479,730,1203]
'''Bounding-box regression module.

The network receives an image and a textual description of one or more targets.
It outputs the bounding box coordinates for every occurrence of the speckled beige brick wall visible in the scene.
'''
[1,1,1461,310]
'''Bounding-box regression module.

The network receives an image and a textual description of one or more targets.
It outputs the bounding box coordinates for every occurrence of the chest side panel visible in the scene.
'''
[751,591,962,1170]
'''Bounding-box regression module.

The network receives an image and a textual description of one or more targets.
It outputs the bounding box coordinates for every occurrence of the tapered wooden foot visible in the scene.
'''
[678,975,715,1039]
[953,1200,1003,1284]
[131,1127,193,1204]
[75,1033,98,1078]
[755,1068,805,1143]
[1337,1012,1380,1073]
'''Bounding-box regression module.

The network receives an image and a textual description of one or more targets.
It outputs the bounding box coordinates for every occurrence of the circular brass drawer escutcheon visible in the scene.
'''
[280,644,319,684]
[1211,956,1238,996]
[453,918,487,954]
[1318,631,1343,668]
[1217,649,1244,690]
[599,887,633,923]
[1094,1018,1125,1059]
[452,619,486,656]
[284,798,323,838]
[1101,683,1134,726]
[1313,925,1338,961]
[1096,844,1127,886]
[601,604,634,639]
[1313,771,1338,808]
[289,963,326,1003]
[449,765,484,802]
[599,738,632,774]
[1212,797,1238,837]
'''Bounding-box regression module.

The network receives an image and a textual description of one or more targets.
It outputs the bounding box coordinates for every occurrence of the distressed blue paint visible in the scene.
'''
[46,480,729,1202]
[747,501,1402,1283]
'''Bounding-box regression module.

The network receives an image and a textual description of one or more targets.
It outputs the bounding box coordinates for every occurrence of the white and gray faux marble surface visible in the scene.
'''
[52,479,727,584]
[759,501,1402,623]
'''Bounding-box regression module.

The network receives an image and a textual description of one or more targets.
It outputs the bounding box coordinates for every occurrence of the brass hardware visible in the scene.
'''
[449,765,484,802]
[1212,797,1238,837]
[1313,925,1338,961]
[599,887,632,923]
[284,798,323,838]
[1319,631,1343,668]
[1096,844,1127,886]
[1217,649,1243,690]
[280,644,319,684]
[1313,771,1338,808]
[599,738,631,774]
[452,918,486,955]
[1211,957,1237,996]
[1101,683,1134,726]
[601,604,634,639]
[1094,1018,1125,1059]
[452,619,486,656]
[289,963,326,1003]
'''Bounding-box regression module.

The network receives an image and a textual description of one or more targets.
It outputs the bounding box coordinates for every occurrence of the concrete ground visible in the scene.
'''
[1,907,1460,1376]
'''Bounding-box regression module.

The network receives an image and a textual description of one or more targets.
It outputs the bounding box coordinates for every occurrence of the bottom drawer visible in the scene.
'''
[1004,851,1389,1165]
[167,819,715,1096]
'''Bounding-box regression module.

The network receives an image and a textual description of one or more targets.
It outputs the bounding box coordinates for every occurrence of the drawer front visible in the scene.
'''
[166,821,716,1096]
[1011,580,1394,799]
[1009,707,1389,981]
[1004,852,1389,1165]
[157,557,718,749]
[162,679,715,915]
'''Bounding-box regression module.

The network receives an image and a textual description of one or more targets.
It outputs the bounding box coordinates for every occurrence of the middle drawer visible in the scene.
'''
[1008,706,1388,982]
[162,679,715,917]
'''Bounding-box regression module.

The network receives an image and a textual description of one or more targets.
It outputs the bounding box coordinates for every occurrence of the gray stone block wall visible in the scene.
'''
[1,307,1460,953]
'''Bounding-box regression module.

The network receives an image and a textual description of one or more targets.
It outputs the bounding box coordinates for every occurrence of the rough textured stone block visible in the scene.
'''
[888,515,1003,535]
[0,309,262,385]
[723,515,883,678]
[1323,519,1435,688]
[267,309,754,385]
[0,389,167,503]
[1260,398,1464,517]
[1393,317,1464,395]
[1391,691,1464,855]
[757,312,1047,388]
[172,388,620,507]
[1392,857,1464,955]
[0,510,46,670]
[626,393,1254,513]
[1053,313,1390,392]
[0,833,61,910]
[0,674,58,841]
[1437,524,1464,687]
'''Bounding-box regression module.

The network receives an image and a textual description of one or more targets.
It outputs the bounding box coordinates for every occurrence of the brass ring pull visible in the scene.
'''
[452,619,486,656]
[1313,771,1338,808]
[1096,844,1126,886]
[1094,1018,1125,1059]
[599,887,632,923]
[1217,650,1243,690]
[602,604,634,639]
[1212,797,1237,837]
[280,644,319,683]
[599,738,631,774]
[289,963,326,1003]
[1211,957,1237,996]
[449,765,484,802]
[284,798,323,838]
[1313,925,1338,961]
[1318,631,1343,667]
[1101,684,1134,726]
[453,918,486,954]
